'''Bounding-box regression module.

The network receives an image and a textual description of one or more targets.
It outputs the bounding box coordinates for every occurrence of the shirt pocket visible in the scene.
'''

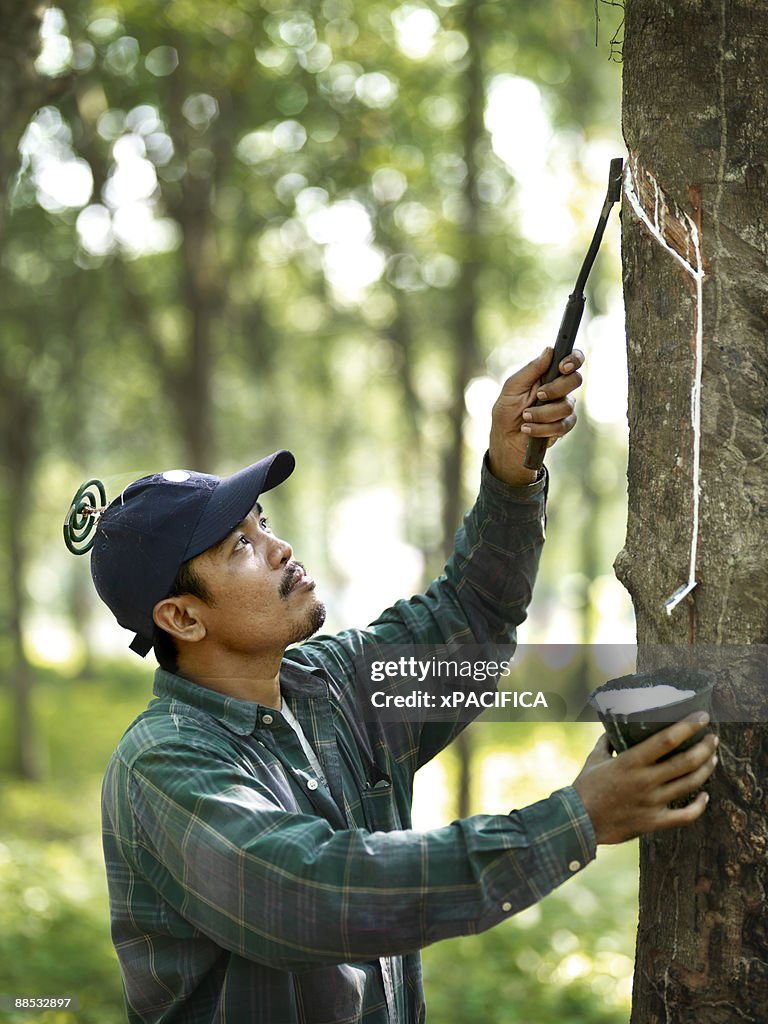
[359,775,396,832]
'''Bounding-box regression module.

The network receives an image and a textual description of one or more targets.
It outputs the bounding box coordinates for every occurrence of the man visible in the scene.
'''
[74,346,717,1023]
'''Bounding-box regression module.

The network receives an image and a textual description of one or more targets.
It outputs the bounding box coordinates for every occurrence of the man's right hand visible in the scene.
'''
[572,713,719,845]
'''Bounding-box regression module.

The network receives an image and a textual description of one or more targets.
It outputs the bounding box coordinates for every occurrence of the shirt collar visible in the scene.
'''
[152,661,329,736]
[153,668,262,735]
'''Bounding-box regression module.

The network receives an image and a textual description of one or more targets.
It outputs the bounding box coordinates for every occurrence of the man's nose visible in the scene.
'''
[269,534,293,567]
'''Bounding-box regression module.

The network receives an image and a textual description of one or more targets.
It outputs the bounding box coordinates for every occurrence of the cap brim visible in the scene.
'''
[184,449,295,560]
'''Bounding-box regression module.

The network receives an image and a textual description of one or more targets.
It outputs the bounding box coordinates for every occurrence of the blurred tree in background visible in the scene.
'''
[0,1,634,1021]
[0,1,53,207]
[0,0,55,781]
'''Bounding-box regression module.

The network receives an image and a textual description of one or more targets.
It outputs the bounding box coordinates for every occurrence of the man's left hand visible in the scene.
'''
[488,346,584,486]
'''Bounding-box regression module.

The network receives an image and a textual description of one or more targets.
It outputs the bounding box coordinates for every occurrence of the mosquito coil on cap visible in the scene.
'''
[63,478,108,555]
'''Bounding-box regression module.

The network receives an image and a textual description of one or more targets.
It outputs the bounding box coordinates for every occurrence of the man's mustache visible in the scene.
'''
[279,561,308,599]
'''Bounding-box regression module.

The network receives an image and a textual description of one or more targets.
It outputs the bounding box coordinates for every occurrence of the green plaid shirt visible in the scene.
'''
[102,462,596,1023]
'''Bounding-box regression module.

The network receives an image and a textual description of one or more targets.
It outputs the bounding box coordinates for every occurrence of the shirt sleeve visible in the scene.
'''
[117,742,596,973]
[294,456,548,767]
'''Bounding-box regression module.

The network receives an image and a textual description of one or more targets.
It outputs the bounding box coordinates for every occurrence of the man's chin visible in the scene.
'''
[290,601,327,645]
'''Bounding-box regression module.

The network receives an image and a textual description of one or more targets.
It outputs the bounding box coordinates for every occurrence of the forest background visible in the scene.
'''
[0,1,638,1021]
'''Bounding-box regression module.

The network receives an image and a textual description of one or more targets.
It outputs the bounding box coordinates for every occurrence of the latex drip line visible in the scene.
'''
[623,159,704,616]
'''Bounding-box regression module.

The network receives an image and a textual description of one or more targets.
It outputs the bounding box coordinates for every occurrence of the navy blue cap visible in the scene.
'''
[90,450,295,656]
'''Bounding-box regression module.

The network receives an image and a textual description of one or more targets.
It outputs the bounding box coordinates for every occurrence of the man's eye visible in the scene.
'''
[259,517,270,532]
[235,534,250,548]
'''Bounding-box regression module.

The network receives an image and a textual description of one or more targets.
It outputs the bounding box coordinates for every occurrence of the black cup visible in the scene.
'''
[588,667,715,758]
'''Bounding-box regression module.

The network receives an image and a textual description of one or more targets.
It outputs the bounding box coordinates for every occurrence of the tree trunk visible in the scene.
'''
[0,3,54,779]
[0,1,53,217]
[440,0,484,556]
[618,1,768,1020]
[443,0,486,821]
[161,46,227,471]
[0,372,41,780]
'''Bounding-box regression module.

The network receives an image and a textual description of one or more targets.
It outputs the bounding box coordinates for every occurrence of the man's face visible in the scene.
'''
[188,503,326,655]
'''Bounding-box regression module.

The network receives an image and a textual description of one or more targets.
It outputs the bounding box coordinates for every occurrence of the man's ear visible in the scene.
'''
[153,596,207,644]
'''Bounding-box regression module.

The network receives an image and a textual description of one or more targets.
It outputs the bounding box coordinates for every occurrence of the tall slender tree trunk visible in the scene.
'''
[441,0,484,555]
[444,0,486,821]
[162,49,226,471]
[0,3,53,779]
[179,203,218,469]
[1,373,41,779]
[617,1,768,1019]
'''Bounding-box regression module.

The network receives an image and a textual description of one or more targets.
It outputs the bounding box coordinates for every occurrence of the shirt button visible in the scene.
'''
[569,860,581,872]
[262,714,274,726]
[501,901,513,913]
[307,779,319,791]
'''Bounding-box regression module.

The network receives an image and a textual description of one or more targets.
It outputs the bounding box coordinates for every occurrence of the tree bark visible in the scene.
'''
[618,1,768,1020]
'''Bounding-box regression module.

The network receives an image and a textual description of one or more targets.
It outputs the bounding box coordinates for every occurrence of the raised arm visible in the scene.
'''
[293,348,585,764]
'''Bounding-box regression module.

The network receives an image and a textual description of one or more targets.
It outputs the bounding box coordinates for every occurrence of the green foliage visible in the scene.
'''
[422,841,636,1023]
[0,808,123,1024]
[0,668,148,1022]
